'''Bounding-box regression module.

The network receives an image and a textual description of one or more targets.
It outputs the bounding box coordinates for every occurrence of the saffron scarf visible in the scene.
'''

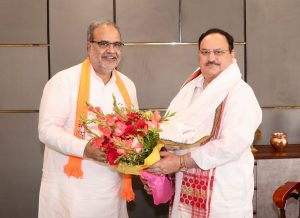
[64,58,134,201]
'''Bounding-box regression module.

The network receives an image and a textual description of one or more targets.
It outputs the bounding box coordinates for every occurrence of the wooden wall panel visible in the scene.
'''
[0,113,43,218]
[49,0,114,75]
[0,47,48,110]
[0,0,47,44]
[116,0,179,42]
[181,0,244,42]
[247,0,300,106]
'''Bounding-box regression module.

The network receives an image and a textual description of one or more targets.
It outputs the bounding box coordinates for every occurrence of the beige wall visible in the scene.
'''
[1,0,300,217]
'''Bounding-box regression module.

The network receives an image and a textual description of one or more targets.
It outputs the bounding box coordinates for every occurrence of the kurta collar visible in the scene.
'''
[190,73,204,90]
[90,64,117,86]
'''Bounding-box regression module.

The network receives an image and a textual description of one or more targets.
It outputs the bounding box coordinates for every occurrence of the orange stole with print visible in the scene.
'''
[64,58,134,201]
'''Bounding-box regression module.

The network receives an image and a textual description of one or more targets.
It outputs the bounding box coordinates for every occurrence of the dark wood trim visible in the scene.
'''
[253,144,300,159]
[178,0,182,43]
[243,0,247,82]
[0,110,39,113]
[47,0,51,79]
[113,0,116,24]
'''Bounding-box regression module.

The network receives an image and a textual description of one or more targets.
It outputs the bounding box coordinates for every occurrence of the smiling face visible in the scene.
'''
[87,25,122,81]
[198,33,234,87]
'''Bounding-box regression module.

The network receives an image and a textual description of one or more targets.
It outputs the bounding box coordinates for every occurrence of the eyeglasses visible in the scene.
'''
[199,49,229,56]
[90,40,124,49]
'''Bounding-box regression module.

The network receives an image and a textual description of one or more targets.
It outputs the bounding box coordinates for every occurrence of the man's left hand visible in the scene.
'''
[83,142,107,163]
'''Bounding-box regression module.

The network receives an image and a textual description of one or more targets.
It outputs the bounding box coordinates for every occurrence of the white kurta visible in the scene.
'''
[161,62,262,218]
[38,62,138,218]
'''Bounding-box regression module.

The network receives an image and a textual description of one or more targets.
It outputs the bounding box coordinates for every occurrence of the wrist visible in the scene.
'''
[179,154,187,172]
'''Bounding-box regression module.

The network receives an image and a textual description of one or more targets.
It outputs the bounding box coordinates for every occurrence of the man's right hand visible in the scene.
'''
[83,142,107,163]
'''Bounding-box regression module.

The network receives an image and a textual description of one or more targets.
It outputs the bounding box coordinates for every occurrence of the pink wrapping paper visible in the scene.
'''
[140,170,174,205]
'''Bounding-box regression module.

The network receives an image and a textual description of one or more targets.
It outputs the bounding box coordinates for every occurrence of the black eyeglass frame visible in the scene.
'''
[90,40,125,48]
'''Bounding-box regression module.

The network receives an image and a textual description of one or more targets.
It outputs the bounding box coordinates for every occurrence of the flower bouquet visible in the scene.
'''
[81,95,174,202]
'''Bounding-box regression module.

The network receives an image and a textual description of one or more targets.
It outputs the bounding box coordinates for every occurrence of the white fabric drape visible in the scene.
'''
[161,61,262,217]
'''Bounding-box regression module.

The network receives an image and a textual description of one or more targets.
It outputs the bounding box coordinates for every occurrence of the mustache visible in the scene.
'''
[102,53,117,58]
[205,61,220,66]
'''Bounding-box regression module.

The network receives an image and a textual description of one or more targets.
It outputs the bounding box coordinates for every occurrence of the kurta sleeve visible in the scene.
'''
[191,84,262,170]
[38,74,87,157]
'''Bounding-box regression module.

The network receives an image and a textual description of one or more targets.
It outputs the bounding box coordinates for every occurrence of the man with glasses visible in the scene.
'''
[146,28,262,217]
[38,20,138,218]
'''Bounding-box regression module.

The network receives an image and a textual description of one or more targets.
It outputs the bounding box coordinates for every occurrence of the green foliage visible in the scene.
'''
[118,129,160,165]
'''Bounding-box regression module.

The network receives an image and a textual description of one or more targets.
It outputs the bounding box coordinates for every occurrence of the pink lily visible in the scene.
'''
[131,138,143,153]
[113,121,127,136]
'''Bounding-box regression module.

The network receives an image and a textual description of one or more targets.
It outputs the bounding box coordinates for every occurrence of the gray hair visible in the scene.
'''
[87,20,121,41]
